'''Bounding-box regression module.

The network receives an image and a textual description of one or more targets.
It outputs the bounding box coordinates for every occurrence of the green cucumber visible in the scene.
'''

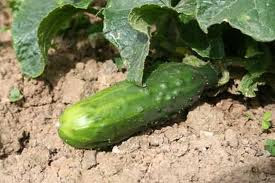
[58,62,219,149]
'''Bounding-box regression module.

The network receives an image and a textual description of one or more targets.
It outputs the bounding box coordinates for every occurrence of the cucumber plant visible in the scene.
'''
[11,0,275,150]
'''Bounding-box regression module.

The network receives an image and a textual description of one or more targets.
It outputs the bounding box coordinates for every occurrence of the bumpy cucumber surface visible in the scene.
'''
[58,62,219,149]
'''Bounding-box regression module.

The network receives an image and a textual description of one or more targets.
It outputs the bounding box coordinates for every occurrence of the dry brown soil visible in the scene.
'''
[1,1,275,182]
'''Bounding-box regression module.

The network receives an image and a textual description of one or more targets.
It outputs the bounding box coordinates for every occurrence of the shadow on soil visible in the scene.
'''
[43,35,118,89]
[212,159,275,183]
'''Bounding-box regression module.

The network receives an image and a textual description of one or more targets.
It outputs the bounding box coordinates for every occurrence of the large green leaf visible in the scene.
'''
[132,5,224,59]
[104,0,225,84]
[179,20,224,59]
[12,0,92,78]
[175,0,196,17]
[103,0,172,85]
[196,0,275,42]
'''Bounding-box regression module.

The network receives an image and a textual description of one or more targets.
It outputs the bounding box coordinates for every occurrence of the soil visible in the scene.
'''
[1,1,275,183]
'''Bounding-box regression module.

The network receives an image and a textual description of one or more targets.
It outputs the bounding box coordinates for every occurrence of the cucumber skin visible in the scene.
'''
[58,62,219,149]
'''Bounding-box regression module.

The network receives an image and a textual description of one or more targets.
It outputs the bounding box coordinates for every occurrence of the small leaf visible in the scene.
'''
[262,111,272,130]
[238,45,272,97]
[9,87,23,102]
[218,69,230,86]
[264,139,275,156]
[238,72,265,98]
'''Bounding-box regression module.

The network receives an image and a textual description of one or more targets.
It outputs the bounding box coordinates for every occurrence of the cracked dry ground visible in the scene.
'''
[1,4,275,183]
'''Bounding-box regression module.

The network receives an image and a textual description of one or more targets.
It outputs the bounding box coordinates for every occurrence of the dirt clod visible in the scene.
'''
[225,129,239,148]
[62,77,85,104]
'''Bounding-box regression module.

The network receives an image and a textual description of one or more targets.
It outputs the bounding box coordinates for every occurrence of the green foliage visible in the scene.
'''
[8,0,25,14]
[9,87,23,102]
[12,0,93,78]
[262,111,272,130]
[103,0,166,85]
[196,0,275,42]
[238,72,265,98]
[238,45,273,97]
[103,0,275,88]
[265,139,275,156]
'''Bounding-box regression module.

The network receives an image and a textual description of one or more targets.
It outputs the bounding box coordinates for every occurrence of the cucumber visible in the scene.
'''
[58,62,219,149]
